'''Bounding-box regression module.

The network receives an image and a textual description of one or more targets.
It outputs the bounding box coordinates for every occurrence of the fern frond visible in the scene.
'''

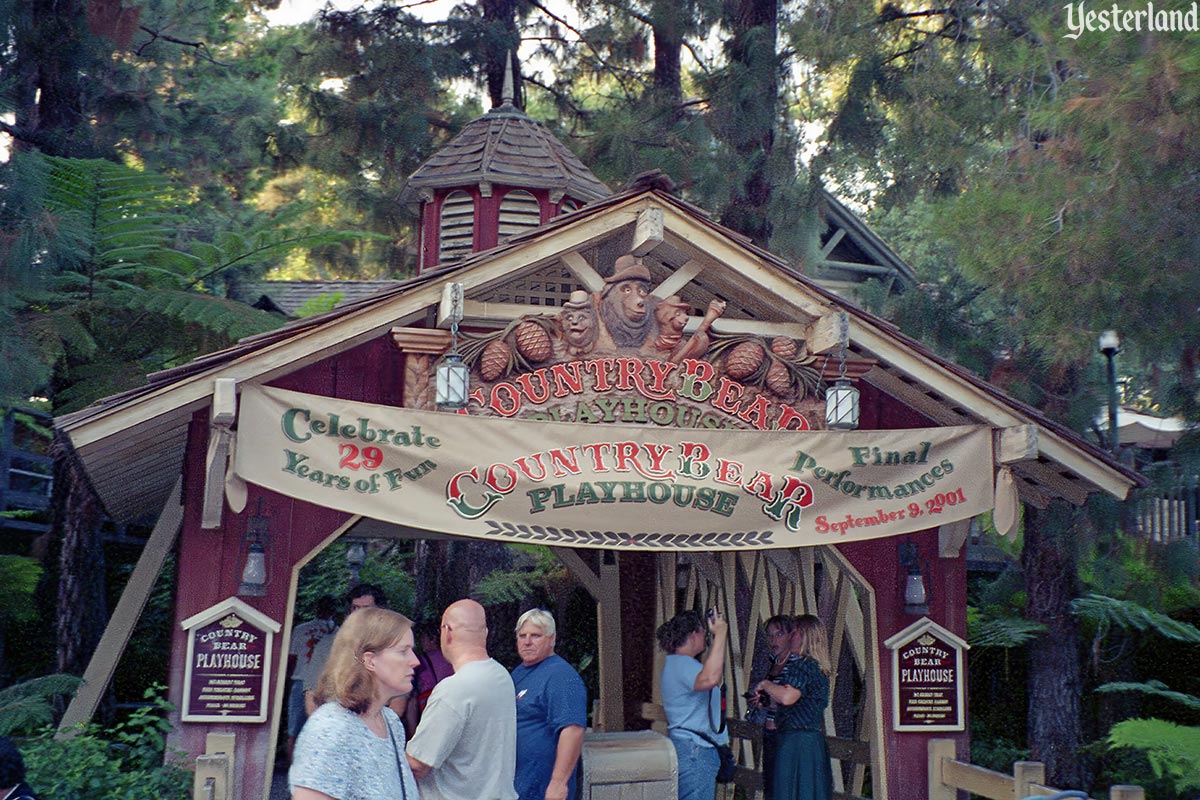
[1072,594,1200,643]
[969,614,1047,648]
[471,569,542,605]
[0,674,83,735]
[1107,718,1200,792]
[105,288,283,340]
[1096,680,1200,712]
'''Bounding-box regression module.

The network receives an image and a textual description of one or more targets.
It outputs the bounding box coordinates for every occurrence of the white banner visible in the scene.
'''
[234,385,996,550]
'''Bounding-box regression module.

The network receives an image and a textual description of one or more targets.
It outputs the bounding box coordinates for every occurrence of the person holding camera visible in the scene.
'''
[753,614,833,800]
[746,614,800,800]
[655,607,729,800]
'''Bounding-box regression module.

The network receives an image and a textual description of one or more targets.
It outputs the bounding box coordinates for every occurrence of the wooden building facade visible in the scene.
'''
[54,99,1140,800]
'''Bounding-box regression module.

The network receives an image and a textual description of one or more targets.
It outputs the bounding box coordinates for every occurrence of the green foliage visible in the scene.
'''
[0,674,83,735]
[294,292,346,318]
[471,545,570,606]
[0,555,42,629]
[295,541,415,619]
[967,608,1047,649]
[22,685,192,799]
[1071,594,1200,645]
[968,730,1030,774]
[1107,718,1200,793]
[1097,680,1200,714]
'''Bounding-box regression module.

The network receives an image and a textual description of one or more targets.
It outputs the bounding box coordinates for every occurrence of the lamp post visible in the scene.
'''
[1099,330,1120,453]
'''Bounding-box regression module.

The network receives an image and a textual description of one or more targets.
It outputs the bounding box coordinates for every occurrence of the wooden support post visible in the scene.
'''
[1013,761,1045,799]
[927,738,957,800]
[192,732,235,800]
[58,479,185,735]
[596,552,624,732]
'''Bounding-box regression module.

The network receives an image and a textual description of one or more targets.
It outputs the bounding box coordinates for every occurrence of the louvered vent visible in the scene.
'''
[559,198,580,215]
[498,190,542,242]
[439,190,475,261]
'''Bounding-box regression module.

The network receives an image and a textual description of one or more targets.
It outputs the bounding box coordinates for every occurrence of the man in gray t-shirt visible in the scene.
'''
[407,599,517,800]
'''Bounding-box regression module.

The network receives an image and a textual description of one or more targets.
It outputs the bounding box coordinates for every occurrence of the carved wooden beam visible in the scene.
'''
[390,326,451,354]
[820,227,847,258]
[631,206,664,256]
[938,519,972,557]
[806,311,849,355]
[996,425,1039,464]
[651,258,704,300]
[559,251,605,292]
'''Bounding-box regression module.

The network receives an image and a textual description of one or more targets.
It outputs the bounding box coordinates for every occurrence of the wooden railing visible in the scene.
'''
[643,703,871,800]
[1138,471,1199,543]
[928,739,1143,800]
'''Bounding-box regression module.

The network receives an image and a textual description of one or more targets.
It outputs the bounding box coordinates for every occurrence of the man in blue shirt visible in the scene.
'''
[511,609,588,800]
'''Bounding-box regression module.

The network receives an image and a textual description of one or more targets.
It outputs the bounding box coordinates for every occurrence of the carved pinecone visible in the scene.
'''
[724,341,765,380]
[770,337,799,360]
[480,339,511,381]
[514,320,553,363]
[766,361,794,398]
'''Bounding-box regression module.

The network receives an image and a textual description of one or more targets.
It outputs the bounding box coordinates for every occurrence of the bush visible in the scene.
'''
[21,685,191,799]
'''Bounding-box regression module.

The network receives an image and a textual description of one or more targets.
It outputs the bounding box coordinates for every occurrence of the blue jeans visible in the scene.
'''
[287,679,307,736]
[669,731,719,800]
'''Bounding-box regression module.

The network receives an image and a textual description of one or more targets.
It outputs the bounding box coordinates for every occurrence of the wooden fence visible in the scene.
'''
[928,739,1143,800]
[1138,471,1199,543]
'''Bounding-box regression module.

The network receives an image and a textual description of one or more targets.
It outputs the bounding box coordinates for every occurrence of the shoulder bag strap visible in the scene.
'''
[387,720,410,800]
[707,684,727,734]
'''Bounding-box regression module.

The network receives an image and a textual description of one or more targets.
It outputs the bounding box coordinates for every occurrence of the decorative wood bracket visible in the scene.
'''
[391,326,451,354]
[806,311,850,355]
[995,425,1038,464]
[631,206,664,256]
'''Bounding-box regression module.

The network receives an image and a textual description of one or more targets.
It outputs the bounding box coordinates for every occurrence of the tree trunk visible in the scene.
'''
[1023,500,1088,789]
[650,0,683,116]
[716,0,778,248]
[11,0,93,156]
[51,438,108,685]
[482,0,523,110]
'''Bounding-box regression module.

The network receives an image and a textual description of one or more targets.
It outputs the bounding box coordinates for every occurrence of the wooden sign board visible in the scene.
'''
[884,617,968,732]
[180,596,280,723]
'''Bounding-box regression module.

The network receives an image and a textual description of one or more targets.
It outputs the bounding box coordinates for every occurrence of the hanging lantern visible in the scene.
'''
[436,282,469,410]
[436,352,469,409]
[825,378,860,430]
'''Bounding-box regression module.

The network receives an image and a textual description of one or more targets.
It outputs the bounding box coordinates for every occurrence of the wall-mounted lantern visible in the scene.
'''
[238,500,271,597]
[898,540,929,616]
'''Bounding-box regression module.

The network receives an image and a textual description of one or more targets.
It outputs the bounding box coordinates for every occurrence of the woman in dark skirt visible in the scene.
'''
[754,614,833,800]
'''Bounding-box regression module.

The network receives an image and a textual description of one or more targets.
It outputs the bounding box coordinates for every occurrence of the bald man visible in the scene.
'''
[407,599,518,800]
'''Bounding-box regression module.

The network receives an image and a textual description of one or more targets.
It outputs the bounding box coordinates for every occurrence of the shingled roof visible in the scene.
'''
[402,102,610,202]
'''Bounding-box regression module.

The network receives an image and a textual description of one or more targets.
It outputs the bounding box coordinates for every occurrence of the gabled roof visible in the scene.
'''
[55,186,1142,523]
[402,102,610,203]
[238,280,404,317]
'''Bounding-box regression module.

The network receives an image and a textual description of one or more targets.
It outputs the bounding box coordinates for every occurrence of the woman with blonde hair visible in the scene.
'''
[291,606,421,800]
[753,614,832,800]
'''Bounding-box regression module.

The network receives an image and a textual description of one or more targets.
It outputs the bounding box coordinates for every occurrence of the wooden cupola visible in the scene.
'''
[402,71,610,273]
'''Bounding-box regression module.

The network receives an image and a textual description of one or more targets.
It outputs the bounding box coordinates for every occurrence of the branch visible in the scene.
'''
[135,25,233,66]
[525,0,641,98]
